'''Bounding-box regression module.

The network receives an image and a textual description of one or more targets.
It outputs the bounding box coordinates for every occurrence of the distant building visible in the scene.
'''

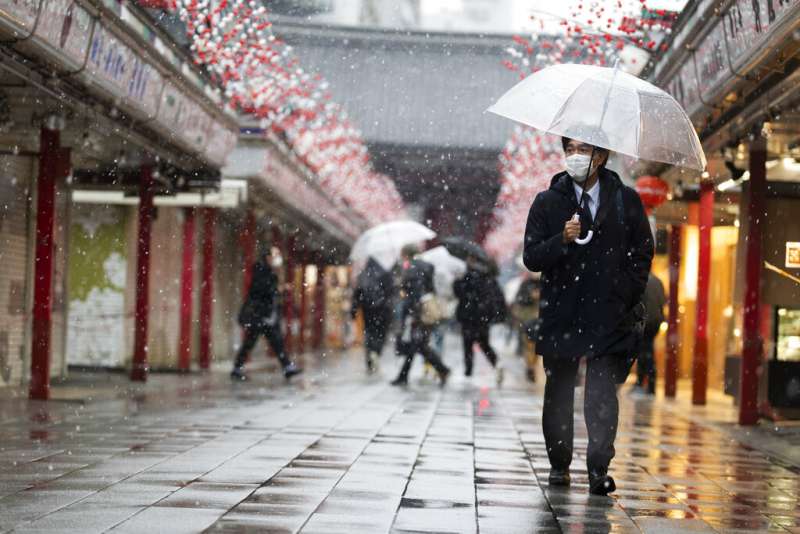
[265,0,516,34]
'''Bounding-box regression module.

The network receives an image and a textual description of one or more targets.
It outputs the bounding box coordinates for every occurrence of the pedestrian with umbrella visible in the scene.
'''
[351,257,395,373]
[390,245,451,387]
[489,61,705,495]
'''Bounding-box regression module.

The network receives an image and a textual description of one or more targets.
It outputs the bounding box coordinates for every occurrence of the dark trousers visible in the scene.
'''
[542,353,622,475]
[234,322,290,369]
[636,337,657,394]
[395,322,449,380]
[364,309,390,355]
[461,324,498,375]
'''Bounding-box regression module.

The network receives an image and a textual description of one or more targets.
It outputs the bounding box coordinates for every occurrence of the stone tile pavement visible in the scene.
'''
[0,338,799,533]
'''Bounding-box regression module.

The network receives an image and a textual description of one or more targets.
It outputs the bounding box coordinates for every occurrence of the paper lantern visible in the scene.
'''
[635,175,669,210]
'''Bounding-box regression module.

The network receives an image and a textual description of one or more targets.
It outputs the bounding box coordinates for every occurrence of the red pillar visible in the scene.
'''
[131,166,155,382]
[29,128,68,400]
[240,211,256,296]
[284,235,296,354]
[314,264,326,350]
[177,208,195,373]
[665,225,682,398]
[692,181,714,405]
[740,138,767,425]
[298,256,309,354]
[199,208,215,370]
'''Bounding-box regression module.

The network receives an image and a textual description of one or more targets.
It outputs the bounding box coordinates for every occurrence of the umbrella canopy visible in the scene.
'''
[350,220,436,270]
[441,237,491,265]
[487,63,706,171]
[419,246,467,298]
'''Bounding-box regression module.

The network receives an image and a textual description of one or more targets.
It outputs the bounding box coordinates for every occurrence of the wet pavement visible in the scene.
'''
[1,336,799,534]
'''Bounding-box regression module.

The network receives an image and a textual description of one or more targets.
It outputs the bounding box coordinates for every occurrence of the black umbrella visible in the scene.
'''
[442,237,491,265]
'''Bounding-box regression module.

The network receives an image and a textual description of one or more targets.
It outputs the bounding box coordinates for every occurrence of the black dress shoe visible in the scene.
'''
[548,469,570,486]
[438,368,451,387]
[283,364,303,380]
[589,473,617,495]
[230,367,247,381]
[390,377,408,386]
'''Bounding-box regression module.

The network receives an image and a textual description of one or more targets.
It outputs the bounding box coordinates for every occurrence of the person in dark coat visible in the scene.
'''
[636,272,667,394]
[453,257,504,384]
[351,257,395,373]
[391,245,451,386]
[523,137,653,495]
[231,247,303,381]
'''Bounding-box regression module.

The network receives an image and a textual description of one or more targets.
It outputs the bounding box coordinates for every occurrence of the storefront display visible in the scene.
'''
[775,308,800,362]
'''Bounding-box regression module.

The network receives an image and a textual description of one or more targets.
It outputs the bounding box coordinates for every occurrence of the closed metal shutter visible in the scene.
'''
[0,156,34,387]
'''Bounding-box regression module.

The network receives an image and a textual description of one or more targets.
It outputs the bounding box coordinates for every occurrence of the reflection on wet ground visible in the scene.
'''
[0,343,798,533]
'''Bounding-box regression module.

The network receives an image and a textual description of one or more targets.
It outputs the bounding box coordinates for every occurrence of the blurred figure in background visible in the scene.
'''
[453,255,507,384]
[512,273,541,382]
[636,272,666,394]
[232,247,303,381]
[351,257,394,373]
[391,245,451,386]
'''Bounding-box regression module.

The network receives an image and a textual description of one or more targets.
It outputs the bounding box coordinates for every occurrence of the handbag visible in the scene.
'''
[419,293,443,326]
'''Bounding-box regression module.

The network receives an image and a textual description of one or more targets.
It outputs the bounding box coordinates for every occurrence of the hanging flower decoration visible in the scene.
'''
[150,0,406,226]
[484,0,678,263]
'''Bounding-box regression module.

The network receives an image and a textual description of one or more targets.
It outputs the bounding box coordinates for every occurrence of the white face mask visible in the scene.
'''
[565,154,593,182]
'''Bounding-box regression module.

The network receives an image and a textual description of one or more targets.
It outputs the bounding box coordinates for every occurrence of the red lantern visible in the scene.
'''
[635,175,669,212]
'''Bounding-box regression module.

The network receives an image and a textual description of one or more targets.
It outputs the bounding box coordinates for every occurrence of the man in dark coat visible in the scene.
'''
[453,257,504,384]
[636,272,667,394]
[391,245,451,386]
[231,247,303,381]
[351,257,394,373]
[523,137,653,495]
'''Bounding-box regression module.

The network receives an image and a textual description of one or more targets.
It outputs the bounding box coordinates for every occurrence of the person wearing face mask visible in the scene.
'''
[522,134,653,496]
[231,246,303,381]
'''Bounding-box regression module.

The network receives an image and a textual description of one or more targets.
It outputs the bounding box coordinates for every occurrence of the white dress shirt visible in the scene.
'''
[573,180,600,220]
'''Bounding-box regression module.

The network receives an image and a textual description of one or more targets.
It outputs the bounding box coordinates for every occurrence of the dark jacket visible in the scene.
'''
[644,273,667,335]
[523,168,654,358]
[238,259,280,327]
[351,258,394,319]
[454,268,505,327]
[401,258,435,319]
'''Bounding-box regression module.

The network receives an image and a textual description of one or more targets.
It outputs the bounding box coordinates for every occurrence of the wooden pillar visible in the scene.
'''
[29,128,69,399]
[177,207,195,373]
[199,208,215,370]
[284,234,296,354]
[740,138,767,425]
[131,166,155,382]
[692,181,714,405]
[240,211,256,296]
[299,259,308,354]
[665,224,682,398]
[314,264,326,350]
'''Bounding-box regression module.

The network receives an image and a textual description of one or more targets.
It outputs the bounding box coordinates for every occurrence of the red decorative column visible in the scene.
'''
[314,264,326,350]
[177,208,195,373]
[131,166,155,382]
[29,128,69,400]
[199,208,215,370]
[298,256,308,354]
[665,225,682,398]
[284,235,296,354]
[692,181,714,405]
[740,138,766,425]
[240,211,256,296]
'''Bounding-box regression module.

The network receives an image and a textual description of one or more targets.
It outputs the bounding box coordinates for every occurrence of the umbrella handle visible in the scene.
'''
[570,213,594,245]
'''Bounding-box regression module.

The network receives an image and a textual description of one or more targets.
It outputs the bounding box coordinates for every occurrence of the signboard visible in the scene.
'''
[34,1,92,69]
[85,24,164,119]
[0,0,38,39]
[787,242,800,269]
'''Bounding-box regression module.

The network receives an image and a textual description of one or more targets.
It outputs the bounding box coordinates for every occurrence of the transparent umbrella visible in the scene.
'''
[487,62,707,172]
[350,220,436,270]
[419,246,466,298]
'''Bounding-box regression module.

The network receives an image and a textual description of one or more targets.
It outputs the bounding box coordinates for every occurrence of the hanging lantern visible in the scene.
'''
[635,175,670,211]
